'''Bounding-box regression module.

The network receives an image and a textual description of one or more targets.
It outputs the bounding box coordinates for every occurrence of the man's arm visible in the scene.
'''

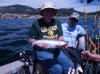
[77,36,86,51]
[81,51,100,63]
[91,54,100,62]
[88,37,97,50]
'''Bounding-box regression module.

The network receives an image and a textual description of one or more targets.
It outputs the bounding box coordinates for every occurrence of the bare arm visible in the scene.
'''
[81,51,100,63]
[91,54,100,62]
[88,37,97,50]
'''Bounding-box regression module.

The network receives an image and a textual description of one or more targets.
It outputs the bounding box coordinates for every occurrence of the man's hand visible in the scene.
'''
[58,36,64,41]
[61,44,68,49]
[29,38,36,42]
[58,36,68,49]
[81,51,93,61]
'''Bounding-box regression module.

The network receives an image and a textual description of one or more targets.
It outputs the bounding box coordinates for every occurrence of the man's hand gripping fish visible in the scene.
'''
[32,39,68,49]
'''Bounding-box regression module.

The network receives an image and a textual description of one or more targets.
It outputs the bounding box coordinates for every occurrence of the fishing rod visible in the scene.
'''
[82,0,94,67]
[82,0,95,52]
[82,1,100,68]
[82,0,100,53]
[91,14,97,39]
[91,0,100,39]
[91,1,100,54]
[96,1,100,54]
[97,17,100,54]
[82,0,90,51]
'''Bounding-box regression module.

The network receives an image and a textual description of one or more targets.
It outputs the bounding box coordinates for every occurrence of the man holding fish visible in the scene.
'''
[28,2,74,74]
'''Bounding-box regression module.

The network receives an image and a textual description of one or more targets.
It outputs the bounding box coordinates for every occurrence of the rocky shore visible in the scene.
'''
[0,13,71,18]
[0,13,42,18]
[0,13,95,18]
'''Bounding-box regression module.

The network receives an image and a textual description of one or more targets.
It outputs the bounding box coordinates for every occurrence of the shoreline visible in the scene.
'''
[0,13,96,18]
[0,13,69,18]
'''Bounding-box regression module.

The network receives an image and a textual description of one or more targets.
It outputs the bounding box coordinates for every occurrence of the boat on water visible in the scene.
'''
[0,60,25,74]
[0,50,34,74]
[0,37,86,74]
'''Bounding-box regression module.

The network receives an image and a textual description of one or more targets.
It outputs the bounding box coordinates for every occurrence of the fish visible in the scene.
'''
[32,39,68,48]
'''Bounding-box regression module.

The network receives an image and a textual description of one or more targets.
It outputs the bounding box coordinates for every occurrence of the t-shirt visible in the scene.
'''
[28,18,63,39]
[61,23,86,48]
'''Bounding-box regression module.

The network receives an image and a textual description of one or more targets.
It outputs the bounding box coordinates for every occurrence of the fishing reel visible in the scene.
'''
[19,50,33,66]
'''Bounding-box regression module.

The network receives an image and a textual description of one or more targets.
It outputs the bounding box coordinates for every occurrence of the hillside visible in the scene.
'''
[0,5,39,15]
[0,5,99,17]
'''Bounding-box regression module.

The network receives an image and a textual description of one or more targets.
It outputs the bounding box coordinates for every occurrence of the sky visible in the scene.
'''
[0,0,100,13]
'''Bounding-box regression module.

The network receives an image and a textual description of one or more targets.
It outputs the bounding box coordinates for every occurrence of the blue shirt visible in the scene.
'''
[61,23,86,48]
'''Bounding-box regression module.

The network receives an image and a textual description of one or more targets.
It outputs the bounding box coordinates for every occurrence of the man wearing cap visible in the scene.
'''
[28,2,74,74]
[61,12,86,69]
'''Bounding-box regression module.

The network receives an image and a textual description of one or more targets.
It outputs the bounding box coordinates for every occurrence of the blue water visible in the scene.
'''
[0,17,99,65]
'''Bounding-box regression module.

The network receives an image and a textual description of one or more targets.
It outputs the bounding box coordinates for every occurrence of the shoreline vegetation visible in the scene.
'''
[0,13,97,18]
[0,5,99,18]
[0,13,69,18]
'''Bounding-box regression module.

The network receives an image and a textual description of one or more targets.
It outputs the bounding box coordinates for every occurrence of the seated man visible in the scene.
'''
[61,12,86,68]
[28,2,74,74]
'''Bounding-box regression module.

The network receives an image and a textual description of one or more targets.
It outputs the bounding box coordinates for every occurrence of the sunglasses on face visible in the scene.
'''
[43,9,55,13]
[43,11,54,16]
[69,18,78,22]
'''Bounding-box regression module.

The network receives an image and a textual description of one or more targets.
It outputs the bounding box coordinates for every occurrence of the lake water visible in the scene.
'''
[0,17,99,65]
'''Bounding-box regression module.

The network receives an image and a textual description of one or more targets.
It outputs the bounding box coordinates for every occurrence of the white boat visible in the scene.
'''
[0,36,86,74]
[0,60,24,74]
